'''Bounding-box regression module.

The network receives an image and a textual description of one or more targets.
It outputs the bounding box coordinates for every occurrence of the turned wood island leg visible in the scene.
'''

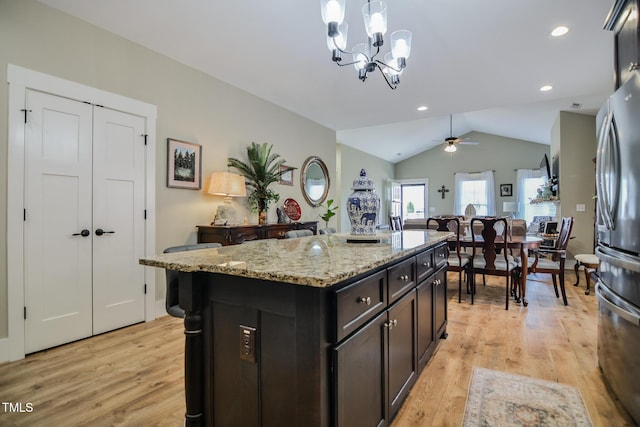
[179,271,204,426]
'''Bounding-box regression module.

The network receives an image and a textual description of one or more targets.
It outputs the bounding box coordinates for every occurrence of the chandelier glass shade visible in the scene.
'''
[321,0,412,89]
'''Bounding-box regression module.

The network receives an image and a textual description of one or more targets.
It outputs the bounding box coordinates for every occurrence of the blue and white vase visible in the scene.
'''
[347,169,380,235]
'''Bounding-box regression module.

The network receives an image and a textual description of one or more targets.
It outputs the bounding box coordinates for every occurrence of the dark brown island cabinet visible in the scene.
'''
[140,230,451,426]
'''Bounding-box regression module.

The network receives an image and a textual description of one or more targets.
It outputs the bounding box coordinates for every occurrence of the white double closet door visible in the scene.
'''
[24,89,146,354]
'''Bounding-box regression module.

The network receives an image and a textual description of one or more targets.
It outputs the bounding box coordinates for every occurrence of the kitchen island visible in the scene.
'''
[140,230,452,427]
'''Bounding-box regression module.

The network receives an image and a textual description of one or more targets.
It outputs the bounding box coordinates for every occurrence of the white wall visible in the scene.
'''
[0,0,336,339]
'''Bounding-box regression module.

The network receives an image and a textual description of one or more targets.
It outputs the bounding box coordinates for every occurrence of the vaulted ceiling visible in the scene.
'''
[39,0,615,162]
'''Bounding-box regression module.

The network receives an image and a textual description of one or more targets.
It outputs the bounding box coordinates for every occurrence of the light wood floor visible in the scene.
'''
[0,273,634,426]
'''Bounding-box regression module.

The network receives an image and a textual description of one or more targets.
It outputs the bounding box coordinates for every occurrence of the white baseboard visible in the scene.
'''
[155,299,168,318]
[0,338,9,364]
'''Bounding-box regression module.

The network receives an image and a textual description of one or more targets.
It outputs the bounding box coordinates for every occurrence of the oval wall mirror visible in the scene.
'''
[300,156,330,207]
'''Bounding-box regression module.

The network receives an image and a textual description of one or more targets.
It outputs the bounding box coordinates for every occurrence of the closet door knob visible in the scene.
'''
[72,229,90,237]
[95,228,115,236]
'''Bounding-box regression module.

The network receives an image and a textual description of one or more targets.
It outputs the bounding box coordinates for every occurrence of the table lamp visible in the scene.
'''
[502,201,518,218]
[208,172,246,225]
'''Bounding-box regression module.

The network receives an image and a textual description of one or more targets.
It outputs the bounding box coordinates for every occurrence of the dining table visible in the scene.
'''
[458,234,543,307]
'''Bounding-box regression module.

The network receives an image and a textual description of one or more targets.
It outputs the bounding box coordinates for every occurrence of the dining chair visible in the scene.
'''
[427,217,472,303]
[284,229,313,238]
[163,242,222,317]
[390,215,403,231]
[526,217,574,305]
[470,217,520,309]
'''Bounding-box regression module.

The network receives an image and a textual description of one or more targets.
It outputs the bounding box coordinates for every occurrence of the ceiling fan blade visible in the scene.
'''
[458,140,480,145]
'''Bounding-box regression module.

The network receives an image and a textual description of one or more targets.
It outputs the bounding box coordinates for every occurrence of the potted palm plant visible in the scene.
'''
[227,142,295,224]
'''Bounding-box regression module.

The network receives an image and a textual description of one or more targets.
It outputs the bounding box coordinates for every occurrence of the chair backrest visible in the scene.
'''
[318,227,336,235]
[551,217,574,260]
[470,217,509,270]
[427,217,462,258]
[284,229,313,238]
[390,216,403,231]
[163,243,222,318]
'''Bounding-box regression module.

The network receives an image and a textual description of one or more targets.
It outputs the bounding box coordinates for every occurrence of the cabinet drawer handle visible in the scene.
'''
[438,253,445,258]
[384,319,398,329]
[401,274,409,281]
[433,279,441,286]
[629,62,639,72]
[357,296,372,306]
[422,262,430,267]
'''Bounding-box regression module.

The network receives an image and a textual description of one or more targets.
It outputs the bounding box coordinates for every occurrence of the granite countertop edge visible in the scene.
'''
[140,231,453,288]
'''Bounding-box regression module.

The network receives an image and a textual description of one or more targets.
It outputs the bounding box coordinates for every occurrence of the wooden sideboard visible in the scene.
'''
[197,221,318,245]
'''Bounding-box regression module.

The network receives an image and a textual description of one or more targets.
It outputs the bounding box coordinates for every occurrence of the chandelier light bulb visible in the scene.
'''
[363,1,387,46]
[321,0,345,25]
[352,43,370,71]
[391,30,412,60]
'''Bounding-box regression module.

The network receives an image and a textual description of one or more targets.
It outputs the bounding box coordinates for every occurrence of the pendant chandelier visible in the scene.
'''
[321,0,412,89]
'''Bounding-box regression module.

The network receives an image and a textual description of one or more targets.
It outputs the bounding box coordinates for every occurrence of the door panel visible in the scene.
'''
[24,90,93,353]
[92,108,146,333]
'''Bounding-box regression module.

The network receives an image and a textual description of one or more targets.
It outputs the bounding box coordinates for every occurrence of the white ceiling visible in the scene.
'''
[39,0,615,163]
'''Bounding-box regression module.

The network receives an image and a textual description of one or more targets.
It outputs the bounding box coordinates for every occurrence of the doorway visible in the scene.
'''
[390,179,429,222]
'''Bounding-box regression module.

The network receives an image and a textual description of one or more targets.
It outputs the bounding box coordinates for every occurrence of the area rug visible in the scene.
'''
[462,367,592,426]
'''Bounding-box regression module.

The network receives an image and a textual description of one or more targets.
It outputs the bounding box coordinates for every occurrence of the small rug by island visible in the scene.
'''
[461,367,592,427]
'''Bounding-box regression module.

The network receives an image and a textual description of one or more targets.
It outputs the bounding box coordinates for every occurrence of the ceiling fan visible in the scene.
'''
[442,114,480,152]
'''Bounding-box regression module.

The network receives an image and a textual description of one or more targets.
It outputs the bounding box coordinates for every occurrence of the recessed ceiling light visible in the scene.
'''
[551,26,569,37]
[540,85,553,92]
[417,105,428,111]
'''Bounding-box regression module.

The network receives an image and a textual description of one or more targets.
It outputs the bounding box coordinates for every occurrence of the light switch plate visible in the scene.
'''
[576,204,586,212]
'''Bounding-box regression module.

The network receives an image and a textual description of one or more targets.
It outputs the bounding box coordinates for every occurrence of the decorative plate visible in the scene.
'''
[283,198,302,221]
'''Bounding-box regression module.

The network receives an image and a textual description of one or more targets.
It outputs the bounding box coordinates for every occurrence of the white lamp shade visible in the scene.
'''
[208,172,246,197]
[321,0,345,25]
[362,1,387,37]
[503,201,518,212]
[391,30,412,59]
[326,22,348,51]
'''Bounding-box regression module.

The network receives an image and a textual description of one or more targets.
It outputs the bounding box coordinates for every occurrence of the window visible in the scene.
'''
[516,169,557,226]
[454,171,496,216]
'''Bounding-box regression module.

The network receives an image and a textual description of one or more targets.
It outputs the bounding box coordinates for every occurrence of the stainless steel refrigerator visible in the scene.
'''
[595,71,640,424]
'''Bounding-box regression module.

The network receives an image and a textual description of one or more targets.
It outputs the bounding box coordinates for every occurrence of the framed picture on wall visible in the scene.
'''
[500,183,512,197]
[167,138,202,189]
[279,165,294,186]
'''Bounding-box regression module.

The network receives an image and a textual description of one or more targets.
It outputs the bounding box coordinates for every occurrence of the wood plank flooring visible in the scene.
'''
[0,273,634,426]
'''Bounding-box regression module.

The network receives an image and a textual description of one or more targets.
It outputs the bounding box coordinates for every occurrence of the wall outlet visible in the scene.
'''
[576,204,586,212]
[239,325,256,363]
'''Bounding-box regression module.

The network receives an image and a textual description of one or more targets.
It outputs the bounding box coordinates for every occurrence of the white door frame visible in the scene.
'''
[6,64,157,361]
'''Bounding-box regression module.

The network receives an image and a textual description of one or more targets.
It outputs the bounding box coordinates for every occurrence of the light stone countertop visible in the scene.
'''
[139,230,452,288]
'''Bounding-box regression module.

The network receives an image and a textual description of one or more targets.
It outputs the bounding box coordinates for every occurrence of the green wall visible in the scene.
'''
[394,131,551,216]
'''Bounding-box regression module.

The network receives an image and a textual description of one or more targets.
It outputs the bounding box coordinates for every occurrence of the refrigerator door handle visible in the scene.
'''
[596,281,640,327]
[596,110,612,229]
